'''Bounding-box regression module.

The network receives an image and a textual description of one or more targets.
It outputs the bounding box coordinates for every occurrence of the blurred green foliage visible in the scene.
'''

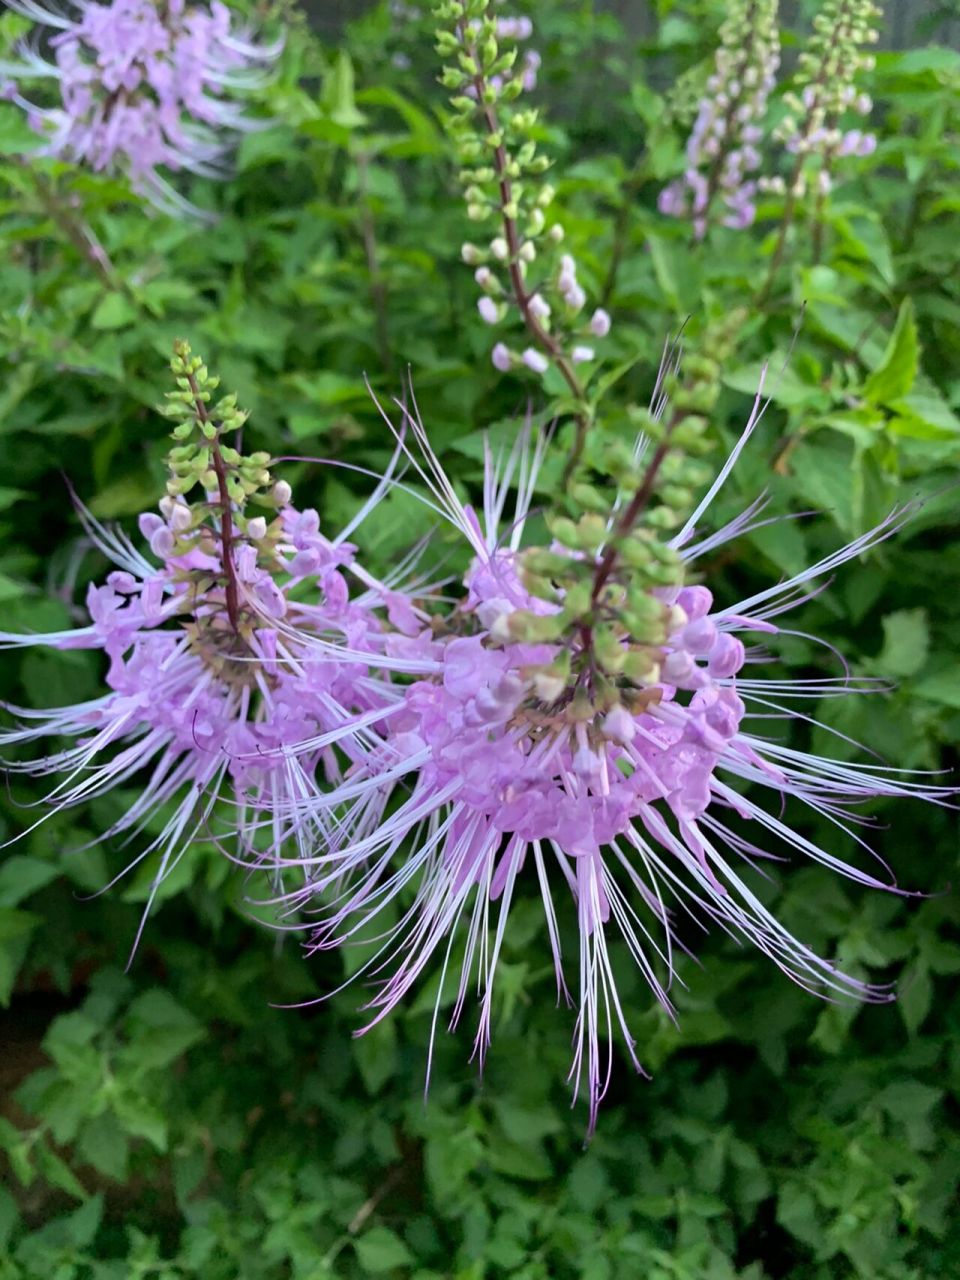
[0,1,958,1276]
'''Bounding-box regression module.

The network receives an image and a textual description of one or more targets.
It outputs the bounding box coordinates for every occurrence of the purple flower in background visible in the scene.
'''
[0,0,282,218]
[774,0,882,202]
[255,396,950,1134]
[659,0,780,237]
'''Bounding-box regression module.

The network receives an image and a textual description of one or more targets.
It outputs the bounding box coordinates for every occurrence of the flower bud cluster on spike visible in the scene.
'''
[0,0,283,220]
[658,0,780,237]
[501,315,743,722]
[437,1,609,385]
[771,0,881,201]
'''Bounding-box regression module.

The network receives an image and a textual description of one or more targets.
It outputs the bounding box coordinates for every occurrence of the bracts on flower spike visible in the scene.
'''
[0,342,432,957]
[257,378,952,1135]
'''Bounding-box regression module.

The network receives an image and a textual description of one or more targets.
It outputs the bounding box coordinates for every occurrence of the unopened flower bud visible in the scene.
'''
[589,308,611,337]
[602,705,636,745]
[491,342,512,372]
[170,503,193,533]
[522,348,549,373]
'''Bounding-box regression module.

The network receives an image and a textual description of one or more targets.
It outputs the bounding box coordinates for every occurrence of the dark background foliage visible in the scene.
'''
[0,2,958,1276]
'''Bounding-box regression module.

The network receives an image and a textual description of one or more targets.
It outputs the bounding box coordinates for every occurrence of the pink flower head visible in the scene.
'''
[261,391,951,1134]
[0,441,429,958]
[1,0,283,219]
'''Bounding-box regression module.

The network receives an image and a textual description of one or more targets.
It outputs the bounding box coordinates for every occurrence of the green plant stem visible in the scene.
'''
[599,157,647,308]
[20,162,119,291]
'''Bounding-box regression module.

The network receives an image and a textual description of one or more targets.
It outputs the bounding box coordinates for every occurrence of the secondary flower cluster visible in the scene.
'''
[660,0,881,234]
[0,0,282,218]
[773,0,881,201]
[1,344,948,1131]
[658,0,780,237]
[438,0,610,398]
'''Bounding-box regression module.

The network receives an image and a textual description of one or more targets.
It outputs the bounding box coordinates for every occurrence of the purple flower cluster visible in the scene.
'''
[775,0,881,201]
[1,369,949,1130]
[659,0,780,237]
[269,407,946,1130]
[0,448,428,945]
[660,0,882,234]
[0,0,281,218]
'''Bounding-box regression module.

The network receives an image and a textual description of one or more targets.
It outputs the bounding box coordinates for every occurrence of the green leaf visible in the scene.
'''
[790,437,857,535]
[0,1185,18,1252]
[112,1093,168,1151]
[323,51,367,129]
[354,1227,413,1272]
[863,299,919,405]
[0,486,26,511]
[33,1145,89,1201]
[898,959,933,1036]
[75,1112,129,1181]
[121,989,205,1070]
[353,1019,398,1094]
[0,856,60,908]
[90,291,139,331]
[875,608,929,679]
[913,666,960,709]
[646,234,698,315]
[0,907,40,1005]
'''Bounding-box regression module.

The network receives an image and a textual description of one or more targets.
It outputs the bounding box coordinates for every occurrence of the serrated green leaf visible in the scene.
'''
[0,856,59,908]
[863,299,919,405]
[354,1226,414,1272]
[875,608,929,678]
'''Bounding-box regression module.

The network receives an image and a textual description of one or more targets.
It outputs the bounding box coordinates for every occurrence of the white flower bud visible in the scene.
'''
[522,348,549,373]
[490,237,509,261]
[272,480,292,506]
[170,503,193,533]
[589,308,611,337]
[461,242,481,264]
[563,283,586,312]
[246,516,267,541]
[602,705,636,745]
[491,342,512,372]
[533,672,566,703]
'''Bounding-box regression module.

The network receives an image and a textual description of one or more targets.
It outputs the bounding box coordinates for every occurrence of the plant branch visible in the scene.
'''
[19,161,119,291]
[458,21,591,480]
